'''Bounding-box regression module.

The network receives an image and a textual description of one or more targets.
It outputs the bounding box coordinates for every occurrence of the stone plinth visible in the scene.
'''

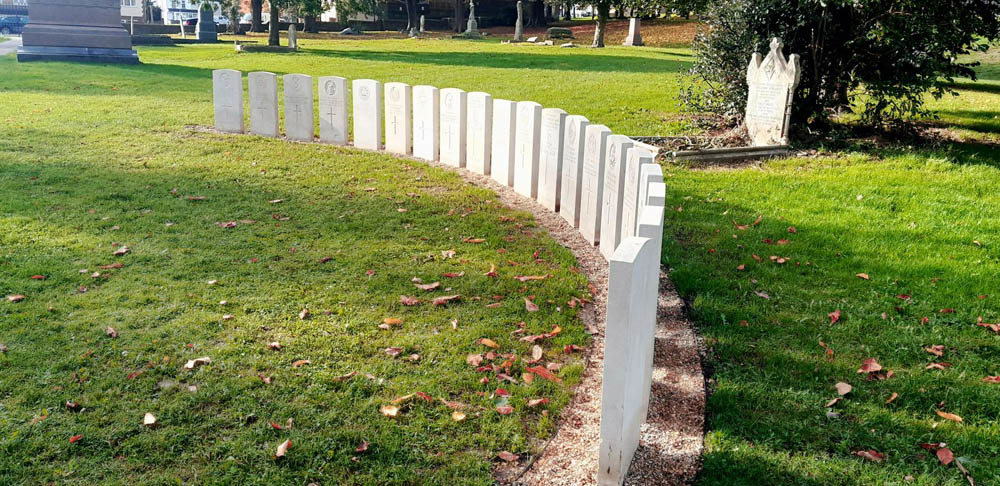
[18,0,138,64]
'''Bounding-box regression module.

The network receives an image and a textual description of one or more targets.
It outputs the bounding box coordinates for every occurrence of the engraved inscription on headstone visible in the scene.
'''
[745,37,801,146]
[620,148,652,241]
[353,79,383,150]
[283,74,314,142]
[249,71,278,138]
[384,82,413,155]
[579,124,611,245]
[213,69,244,134]
[513,101,542,199]
[537,108,567,212]
[439,88,468,167]
[412,85,440,161]
[466,91,493,175]
[491,99,517,187]
[599,135,634,260]
[319,76,348,145]
[560,115,589,228]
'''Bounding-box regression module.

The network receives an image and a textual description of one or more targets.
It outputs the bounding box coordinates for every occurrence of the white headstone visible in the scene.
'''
[248,71,278,138]
[645,181,666,211]
[559,115,589,228]
[745,38,801,146]
[352,79,383,150]
[598,136,634,260]
[637,163,664,220]
[579,124,611,245]
[620,148,653,241]
[599,236,658,486]
[490,99,517,187]
[635,199,664,424]
[466,91,493,175]
[384,82,413,155]
[622,18,643,46]
[537,108,567,212]
[439,88,468,167]
[283,74,314,142]
[513,101,542,199]
[318,76,348,145]
[412,85,440,161]
[212,69,244,133]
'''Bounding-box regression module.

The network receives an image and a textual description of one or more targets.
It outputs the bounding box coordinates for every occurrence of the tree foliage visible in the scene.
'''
[681,0,1000,128]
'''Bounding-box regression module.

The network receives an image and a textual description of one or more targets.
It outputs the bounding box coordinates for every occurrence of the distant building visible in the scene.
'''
[152,0,222,24]
[0,0,29,16]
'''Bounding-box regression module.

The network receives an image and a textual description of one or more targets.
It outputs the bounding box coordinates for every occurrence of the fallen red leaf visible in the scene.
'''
[525,366,562,383]
[431,294,461,306]
[400,295,421,306]
[414,282,441,291]
[524,298,539,312]
[857,358,882,374]
[69,434,83,444]
[853,450,884,462]
[829,310,841,325]
[937,447,954,466]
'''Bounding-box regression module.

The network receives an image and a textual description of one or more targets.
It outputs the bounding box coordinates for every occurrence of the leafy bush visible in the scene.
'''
[681,0,1000,128]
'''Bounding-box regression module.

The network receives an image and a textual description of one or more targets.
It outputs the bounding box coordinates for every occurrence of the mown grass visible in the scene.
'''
[0,42,595,484]
[3,34,1000,485]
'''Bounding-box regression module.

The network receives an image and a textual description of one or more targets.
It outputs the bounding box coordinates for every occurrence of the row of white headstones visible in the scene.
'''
[212,68,664,485]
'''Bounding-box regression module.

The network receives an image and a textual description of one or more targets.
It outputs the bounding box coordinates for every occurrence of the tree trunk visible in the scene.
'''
[453,0,464,32]
[251,0,264,32]
[563,1,571,20]
[268,3,280,46]
[592,3,609,47]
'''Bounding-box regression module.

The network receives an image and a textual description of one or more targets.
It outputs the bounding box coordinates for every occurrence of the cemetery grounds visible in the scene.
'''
[2,23,1000,485]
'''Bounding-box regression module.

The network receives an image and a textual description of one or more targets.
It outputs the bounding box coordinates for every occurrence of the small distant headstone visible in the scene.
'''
[288,24,298,49]
[560,115,589,228]
[339,27,357,35]
[439,88,468,167]
[353,79,383,150]
[319,76,348,145]
[212,69,244,133]
[412,85,440,161]
[491,99,517,187]
[385,82,413,155]
[513,101,542,199]
[620,148,653,240]
[466,91,493,175]
[249,71,279,138]
[546,27,573,39]
[579,124,611,245]
[526,36,538,43]
[283,74,314,142]
[542,40,554,46]
[745,38,801,146]
[420,15,426,33]
[622,18,643,46]
[537,108,567,212]
[513,1,525,42]
[464,0,481,38]
[599,135,634,260]
[197,8,217,42]
[560,42,576,48]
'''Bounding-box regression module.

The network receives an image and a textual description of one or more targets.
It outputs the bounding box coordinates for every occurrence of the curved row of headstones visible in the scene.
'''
[212,68,664,485]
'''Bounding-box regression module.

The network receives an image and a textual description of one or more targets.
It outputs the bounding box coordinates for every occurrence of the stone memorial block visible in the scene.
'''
[491,99,517,187]
[466,92,493,175]
[319,76,348,145]
[560,115,589,228]
[579,124,611,245]
[17,0,138,64]
[537,108,567,212]
[599,236,659,486]
[248,71,279,138]
[635,199,665,424]
[439,88,468,167]
[412,85,440,161]
[745,38,801,146]
[620,147,653,241]
[353,79,383,150]
[384,82,413,155]
[645,182,666,211]
[213,69,244,134]
[513,101,542,198]
[622,18,643,46]
[197,8,217,43]
[599,135,634,260]
[283,74,314,142]
[638,163,664,220]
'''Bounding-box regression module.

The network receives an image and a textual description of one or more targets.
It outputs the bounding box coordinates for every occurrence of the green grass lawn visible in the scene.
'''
[2,36,1000,485]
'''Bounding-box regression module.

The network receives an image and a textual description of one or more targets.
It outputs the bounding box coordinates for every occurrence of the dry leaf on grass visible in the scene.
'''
[936,410,963,423]
[143,413,157,427]
[275,439,291,458]
[853,450,884,462]
[498,451,519,462]
[184,357,211,370]
[835,382,852,396]
[380,405,400,418]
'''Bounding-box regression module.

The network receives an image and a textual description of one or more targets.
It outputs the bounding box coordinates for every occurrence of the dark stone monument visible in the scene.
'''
[17,0,139,64]
[197,7,217,43]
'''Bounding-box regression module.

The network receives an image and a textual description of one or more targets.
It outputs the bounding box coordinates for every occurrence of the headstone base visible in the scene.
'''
[16,45,139,64]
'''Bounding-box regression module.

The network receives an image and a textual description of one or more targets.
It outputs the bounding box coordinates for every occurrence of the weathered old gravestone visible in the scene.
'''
[599,235,659,486]
[440,88,468,167]
[599,135,634,260]
[491,99,518,187]
[353,79,383,150]
[463,0,481,38]
[579,124,611,245]
[420,15,426,33]
[288,24,298,49]
[513,101,542,199]
[319,76,348,145]
[283,74,314,142]
[620,148,653,241]
[513,1,525,42]
[412,85,440,161]
[537,108,567,212]
[560,115,589,228]
[385,82,413,155]
[249,72,279,138]
[466,92,493,175]
[197,7,217,43]
[622,18,643,46]
[213,69,244,134]
[745,38,801,146]
[17,0,138,64]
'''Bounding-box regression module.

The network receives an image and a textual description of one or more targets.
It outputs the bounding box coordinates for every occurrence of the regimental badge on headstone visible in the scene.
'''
[745,38,801,147]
